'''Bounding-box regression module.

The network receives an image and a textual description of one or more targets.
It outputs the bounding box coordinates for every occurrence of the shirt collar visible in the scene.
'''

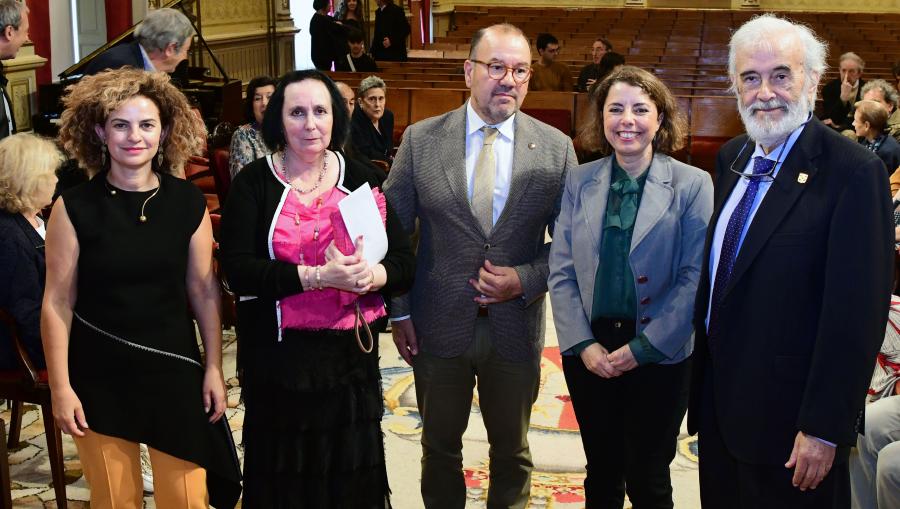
[750,113,810,167]
[465,100,515,141]
[138,44,157,72]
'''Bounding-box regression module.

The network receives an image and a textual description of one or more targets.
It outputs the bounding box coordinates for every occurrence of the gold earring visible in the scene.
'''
[156,149,164,167]
[101,144,107,167]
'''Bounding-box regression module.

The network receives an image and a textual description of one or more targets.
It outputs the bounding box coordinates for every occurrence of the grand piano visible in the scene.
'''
[34,0,242,137]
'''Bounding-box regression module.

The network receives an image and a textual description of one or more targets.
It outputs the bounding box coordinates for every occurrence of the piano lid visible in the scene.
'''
[59,0,228,81]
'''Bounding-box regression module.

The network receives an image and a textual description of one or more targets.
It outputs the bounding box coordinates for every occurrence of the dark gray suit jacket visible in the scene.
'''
[384,105,576,362]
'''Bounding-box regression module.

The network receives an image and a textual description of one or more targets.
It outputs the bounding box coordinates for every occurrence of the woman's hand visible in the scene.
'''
[321,238,372,293]
[203,366,227,423]
[580,343,622,378]
[607,345,639,373]
[51,384,88,436]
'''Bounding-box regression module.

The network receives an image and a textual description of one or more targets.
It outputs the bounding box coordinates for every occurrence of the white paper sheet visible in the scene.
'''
[338,182,388,265]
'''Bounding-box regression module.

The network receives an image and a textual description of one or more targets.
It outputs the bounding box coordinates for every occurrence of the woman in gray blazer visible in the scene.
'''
[549,66,713,508]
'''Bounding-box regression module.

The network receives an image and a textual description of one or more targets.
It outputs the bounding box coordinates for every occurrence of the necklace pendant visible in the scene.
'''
[313,226,319,241]
[294,213,300,226]
[139,215,147,223]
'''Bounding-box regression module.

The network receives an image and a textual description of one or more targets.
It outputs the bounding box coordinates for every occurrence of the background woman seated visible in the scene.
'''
[0,134,61,370]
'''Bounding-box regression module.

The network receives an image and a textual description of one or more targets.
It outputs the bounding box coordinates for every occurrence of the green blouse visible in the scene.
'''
[569,159,667,365]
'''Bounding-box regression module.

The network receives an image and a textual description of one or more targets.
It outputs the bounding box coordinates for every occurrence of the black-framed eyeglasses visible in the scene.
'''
[727,139,784,183]
[469,59,532,84]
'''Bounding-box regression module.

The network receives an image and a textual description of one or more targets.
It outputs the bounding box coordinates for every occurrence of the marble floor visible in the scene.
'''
[3,303,701,508]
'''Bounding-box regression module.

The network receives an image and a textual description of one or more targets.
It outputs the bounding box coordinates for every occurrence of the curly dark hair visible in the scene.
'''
[58,68,205,177]
[577,65,687,156]
[261,69,350,153]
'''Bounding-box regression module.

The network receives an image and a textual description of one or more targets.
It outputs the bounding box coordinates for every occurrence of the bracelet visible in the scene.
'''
[304,265,311,290]
[315,265,322,290]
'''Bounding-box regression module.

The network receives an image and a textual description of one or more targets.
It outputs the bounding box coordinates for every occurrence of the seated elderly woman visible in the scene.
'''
[549,65,712,508]
[351,75,394,163]
[853,99,900,173]
[0,134,61,370]
[229,75,277,177]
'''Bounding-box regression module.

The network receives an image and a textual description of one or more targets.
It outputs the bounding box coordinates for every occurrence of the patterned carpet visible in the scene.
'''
[3,306,701,508]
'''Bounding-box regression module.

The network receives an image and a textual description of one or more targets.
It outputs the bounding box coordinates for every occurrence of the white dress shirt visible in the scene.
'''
[139,44,157,72]
[465,100,515,227]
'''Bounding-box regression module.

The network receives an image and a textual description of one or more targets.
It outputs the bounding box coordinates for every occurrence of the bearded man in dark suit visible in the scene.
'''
[688,14,894,509]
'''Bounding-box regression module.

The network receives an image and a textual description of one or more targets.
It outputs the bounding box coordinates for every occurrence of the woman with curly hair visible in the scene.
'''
[42,68,241,508]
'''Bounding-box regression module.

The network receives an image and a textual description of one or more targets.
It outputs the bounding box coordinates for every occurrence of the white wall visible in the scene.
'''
[290,0,314,70]
[49,0,75,79]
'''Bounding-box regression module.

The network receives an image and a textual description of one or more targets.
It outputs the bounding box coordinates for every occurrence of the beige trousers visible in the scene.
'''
[73,429,208,509]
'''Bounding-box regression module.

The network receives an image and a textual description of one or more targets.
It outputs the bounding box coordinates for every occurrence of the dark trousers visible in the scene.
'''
[413,317,541,509]
[562,318,690,509]
[697,361,850,509]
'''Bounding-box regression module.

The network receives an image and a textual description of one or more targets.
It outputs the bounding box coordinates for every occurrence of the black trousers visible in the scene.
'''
[562,318,690,509]
[697,362,850,509]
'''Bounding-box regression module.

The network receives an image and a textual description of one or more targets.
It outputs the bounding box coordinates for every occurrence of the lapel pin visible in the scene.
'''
[797,173,808,184]
[528,142,536,149]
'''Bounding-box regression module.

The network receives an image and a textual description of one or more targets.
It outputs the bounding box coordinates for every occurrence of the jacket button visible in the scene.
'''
[484,243,491,251]
[640,316,651,324]
[637,276,648,283]
[640,297,651,305]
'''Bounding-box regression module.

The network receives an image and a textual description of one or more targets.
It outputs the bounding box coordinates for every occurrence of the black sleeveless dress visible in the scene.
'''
[62,172,242,508]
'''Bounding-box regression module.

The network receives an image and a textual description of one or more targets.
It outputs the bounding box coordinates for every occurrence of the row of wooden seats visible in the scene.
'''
[440,7,900,69]
[362,87,744,175]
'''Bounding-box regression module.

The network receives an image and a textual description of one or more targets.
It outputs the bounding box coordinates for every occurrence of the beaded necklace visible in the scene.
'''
[277,151,334,267]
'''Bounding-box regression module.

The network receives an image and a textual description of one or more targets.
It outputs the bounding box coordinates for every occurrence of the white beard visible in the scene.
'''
[737,91,811,148]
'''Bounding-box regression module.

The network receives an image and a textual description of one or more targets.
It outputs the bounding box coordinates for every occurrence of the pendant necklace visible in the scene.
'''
[103,171,162,224]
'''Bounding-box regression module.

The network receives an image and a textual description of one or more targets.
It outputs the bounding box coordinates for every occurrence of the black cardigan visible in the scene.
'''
[0,211,46,369]
[219,153,414,343]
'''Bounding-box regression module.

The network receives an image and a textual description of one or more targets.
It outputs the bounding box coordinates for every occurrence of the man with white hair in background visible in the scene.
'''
[821,52,866,131]
[687,14,893,508]
[83,7,194,75]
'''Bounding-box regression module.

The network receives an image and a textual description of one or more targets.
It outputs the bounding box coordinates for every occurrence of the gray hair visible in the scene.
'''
[728,14,827,84]
[135,8,194,53]
[468,23,528,60]
[0,0,26,31]
[358,75,386,97]
[862,79,899,109]
[839,52,865,71]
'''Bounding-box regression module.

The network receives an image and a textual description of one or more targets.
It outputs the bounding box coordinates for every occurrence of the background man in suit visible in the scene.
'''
[820,52,866,131]
[0,0,29,139]
[371,0,410,62]
[384,23,576,508]
[688,14,893,508]
[83,8,193,76]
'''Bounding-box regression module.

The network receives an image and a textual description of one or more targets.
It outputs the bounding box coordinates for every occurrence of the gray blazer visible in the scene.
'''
[384,105,577,362]
[548,154,713,364]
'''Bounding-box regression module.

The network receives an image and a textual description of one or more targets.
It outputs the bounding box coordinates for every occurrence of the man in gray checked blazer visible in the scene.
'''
[383,23,577,509]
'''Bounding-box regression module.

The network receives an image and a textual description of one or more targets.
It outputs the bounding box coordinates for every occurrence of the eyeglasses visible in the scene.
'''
[469,59,532,84]
[727,116,811,182]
